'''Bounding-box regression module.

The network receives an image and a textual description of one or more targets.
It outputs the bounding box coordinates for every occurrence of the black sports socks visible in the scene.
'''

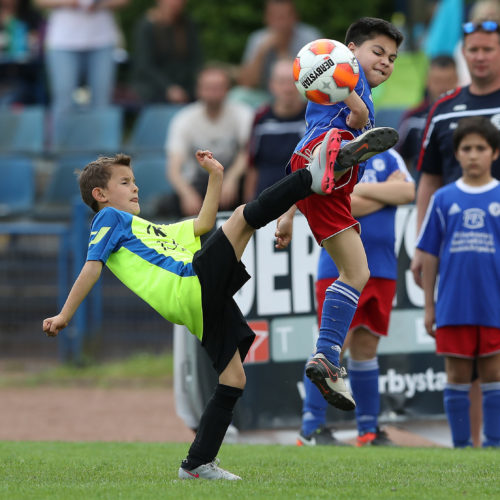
[182,384,243,470]
[243,169,312,229]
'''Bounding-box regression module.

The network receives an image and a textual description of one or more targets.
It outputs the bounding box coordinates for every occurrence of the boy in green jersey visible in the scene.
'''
[43,141,378,479]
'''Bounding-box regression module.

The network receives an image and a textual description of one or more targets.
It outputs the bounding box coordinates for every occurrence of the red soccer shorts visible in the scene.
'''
[435,325,500,358]
[290,130,360,245]
[316,277,396,337]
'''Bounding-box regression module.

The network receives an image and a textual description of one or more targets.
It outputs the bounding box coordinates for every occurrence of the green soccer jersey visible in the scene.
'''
[87,207,203,339]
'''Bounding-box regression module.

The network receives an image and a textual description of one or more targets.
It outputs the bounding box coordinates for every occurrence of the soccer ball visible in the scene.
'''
[293,38,359,105]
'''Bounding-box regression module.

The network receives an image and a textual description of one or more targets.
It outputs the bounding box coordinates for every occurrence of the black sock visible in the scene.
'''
[243,169,312,229]
[181,384,243,470]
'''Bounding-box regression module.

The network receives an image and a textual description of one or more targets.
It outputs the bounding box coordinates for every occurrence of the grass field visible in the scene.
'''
[1,441,499,499]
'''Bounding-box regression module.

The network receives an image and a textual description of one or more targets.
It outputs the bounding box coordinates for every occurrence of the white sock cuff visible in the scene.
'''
[348,357,378,371]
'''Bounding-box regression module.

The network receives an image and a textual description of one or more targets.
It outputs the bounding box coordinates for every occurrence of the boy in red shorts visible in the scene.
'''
[418,116,500,448]
[298,149,415,447]
[276,17,403,410]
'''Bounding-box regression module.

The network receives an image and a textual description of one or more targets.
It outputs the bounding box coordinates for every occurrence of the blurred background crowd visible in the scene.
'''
[1,0,498,360]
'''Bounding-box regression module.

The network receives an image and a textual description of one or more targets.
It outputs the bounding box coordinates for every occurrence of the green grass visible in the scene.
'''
[0,352,174,388]
[1,442,499,499]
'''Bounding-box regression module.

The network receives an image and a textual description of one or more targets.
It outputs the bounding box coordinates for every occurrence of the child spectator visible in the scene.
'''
[417,116,500,448]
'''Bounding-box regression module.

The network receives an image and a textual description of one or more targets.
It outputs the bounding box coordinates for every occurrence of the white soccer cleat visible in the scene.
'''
[178,458,241,480]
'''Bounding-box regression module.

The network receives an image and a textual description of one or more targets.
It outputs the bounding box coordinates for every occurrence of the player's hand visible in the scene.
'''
[43,315,68,337]
[195,150,224,175]
[411,249,424,288]
[424,307,436,338]
[275,215,293,249]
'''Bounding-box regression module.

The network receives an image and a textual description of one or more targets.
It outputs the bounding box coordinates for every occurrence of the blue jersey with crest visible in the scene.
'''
[294,64,374,153]
[417,179,500,328]
[317,149,414,281]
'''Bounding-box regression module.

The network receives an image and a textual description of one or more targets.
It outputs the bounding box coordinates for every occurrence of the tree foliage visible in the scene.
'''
[118,0,397,65]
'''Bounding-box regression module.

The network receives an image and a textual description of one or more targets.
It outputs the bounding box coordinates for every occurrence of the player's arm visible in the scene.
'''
[350,194,384,218]
[43,260,103,337]
[193,150,224,236]
[275,205,297,249]
[421,250,438,338]
[344,90,369,130]
[411,172,443,287]
[352,171,415,205]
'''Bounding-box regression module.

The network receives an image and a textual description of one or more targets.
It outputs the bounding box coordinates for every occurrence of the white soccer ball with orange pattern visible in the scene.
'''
[293,38,359,105]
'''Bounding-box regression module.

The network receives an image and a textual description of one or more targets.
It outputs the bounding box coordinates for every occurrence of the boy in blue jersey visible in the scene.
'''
[43,143,363,479]
[276,18,404,410]
[418,116,500,448]
[297,149,415,447]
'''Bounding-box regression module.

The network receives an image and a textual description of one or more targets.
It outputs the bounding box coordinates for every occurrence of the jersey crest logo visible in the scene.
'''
[489,201,500,217]
[89,227,111,246]
[490,114,500,130]
[372,158,386,172]
[462,208,485,229]
[448,203,461,216]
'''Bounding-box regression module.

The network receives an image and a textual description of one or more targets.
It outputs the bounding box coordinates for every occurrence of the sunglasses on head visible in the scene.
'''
[463,20,500,34]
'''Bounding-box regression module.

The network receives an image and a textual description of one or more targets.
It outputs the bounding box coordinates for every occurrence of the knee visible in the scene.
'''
[219,364,246,390]
[343,265,370,292]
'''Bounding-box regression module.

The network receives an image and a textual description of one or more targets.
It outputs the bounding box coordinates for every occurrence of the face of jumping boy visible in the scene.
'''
[348,34,398,88]
[94,165,140,215]
[455,133,498,185]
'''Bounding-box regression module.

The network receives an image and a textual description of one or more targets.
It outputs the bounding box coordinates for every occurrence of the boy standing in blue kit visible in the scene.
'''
[418,116,500,448]
[276,17,404,410]
[42,133,384,478]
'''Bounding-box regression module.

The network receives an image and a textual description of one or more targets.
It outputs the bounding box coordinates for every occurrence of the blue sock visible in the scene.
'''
[348,357,380,435]
[301,357,328,436]
[481,382,500,447]
[316,281,359,366]
[444,383,472,448]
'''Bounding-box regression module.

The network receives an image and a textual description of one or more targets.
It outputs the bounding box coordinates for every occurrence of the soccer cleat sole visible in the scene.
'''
[336,127,399,169]
[305,360,356,411]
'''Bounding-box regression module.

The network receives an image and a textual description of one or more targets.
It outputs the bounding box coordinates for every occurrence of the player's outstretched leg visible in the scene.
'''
[336,127,399,169]
[305,353,356,411]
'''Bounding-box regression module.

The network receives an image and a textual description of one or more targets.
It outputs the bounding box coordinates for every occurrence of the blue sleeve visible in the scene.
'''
[416,195,444,256]
[86,208,125,263]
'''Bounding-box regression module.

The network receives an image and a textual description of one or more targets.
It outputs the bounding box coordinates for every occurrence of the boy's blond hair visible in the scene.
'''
[78,154,132,212]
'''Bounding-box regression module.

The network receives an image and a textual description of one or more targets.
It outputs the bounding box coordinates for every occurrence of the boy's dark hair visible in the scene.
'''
[345,17,404,48]
[453,116,500,152]
[78,153,132,212]
[429,54,456,69]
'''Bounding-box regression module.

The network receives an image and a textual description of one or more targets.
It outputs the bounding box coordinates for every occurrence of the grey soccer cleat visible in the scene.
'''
[178,458,241,480]
[307,128,341,195]
[305,353,356,411]
[336,127,399,170]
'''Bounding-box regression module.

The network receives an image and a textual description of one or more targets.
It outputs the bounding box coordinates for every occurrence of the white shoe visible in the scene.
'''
[178,458,241,480]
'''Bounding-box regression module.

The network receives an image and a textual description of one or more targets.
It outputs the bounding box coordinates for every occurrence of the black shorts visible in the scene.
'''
[192,227,255,374]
